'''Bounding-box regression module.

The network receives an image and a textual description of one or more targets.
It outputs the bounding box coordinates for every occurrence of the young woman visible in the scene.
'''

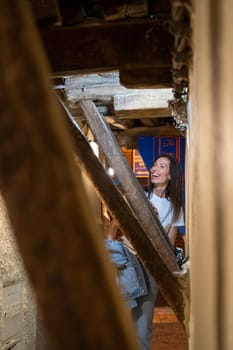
[147,154,184,245]
[105,154,184,350]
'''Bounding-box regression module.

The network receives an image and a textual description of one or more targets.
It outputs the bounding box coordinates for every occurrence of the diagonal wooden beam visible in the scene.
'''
[0,2,140,349]
[77,99,188,324]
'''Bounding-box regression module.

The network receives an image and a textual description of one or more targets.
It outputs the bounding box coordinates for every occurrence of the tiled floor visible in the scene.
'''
[151,307,188,350]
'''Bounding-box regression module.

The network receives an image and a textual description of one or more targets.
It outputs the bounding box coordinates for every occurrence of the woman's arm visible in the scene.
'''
[105,219,118,240]
[167,226,178,246]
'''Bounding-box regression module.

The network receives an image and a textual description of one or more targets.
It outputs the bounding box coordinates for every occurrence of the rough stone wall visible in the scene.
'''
[0,195,36,349]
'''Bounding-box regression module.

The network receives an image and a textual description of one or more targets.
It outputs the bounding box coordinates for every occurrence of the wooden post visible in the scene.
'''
[77,99,189,324]
[0,1,139,349]
[189,0,233,348]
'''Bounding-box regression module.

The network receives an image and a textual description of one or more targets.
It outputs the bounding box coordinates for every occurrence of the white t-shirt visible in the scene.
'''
[120,192,184,254]
[148,192,184,233]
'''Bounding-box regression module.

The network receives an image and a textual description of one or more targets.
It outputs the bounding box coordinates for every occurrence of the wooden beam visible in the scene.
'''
[65,73,173,105]
[119,64,173,88]
[64,72,123,103]
[78,100,188,324]
[114,90,173,118]
[117,108,172,118]
[115,125,183,148]
[0,2,140,349]
[103,0,148,21]
[66,83,128,103]
[105,116,128,129]
[114,90,173,110]
[39,19,173,78]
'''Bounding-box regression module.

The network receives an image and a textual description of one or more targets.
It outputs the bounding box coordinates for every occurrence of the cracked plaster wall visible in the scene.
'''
[0,195,36,349]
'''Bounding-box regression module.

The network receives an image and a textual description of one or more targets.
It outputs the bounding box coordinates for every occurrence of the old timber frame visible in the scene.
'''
[0,1,190,349]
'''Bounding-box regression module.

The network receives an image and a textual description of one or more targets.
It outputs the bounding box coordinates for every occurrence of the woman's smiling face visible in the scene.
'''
[150,157,171,187]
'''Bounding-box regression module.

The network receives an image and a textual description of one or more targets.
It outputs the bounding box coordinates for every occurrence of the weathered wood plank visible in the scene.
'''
[114,90,173,118]
[39,19,173,77]
[114,90,173,110]
[61,99,187,324]
[0,2,140,349]
[65,73,173,105]
[78,99,188,323]
[65,72,120,89]
[117,107,172,118]
[66,84,128,103]
[103,0,148,21]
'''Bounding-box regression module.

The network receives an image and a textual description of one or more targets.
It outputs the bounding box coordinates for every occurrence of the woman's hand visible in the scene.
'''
[168,226,178,246]
[151,203,159,217]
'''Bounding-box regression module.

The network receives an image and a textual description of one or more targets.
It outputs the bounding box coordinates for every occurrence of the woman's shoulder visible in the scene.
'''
[149,192,170,203]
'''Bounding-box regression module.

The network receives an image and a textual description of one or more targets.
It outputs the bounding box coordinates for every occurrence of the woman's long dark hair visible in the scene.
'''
[147,154,183,222]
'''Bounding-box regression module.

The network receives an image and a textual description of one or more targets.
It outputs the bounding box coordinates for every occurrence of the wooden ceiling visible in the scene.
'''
[29,0,192,147]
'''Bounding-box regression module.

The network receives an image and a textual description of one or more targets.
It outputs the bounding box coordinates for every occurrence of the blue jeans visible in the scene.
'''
[105,240,158,350]
[131,268,158,350]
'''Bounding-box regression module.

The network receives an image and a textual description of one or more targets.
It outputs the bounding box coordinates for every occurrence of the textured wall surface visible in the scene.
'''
[189,0,233,348]
[0,196,36,349]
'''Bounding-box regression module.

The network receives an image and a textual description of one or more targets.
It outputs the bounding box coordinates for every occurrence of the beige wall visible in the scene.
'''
[0,196,36,349]
[189,0,233,348]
